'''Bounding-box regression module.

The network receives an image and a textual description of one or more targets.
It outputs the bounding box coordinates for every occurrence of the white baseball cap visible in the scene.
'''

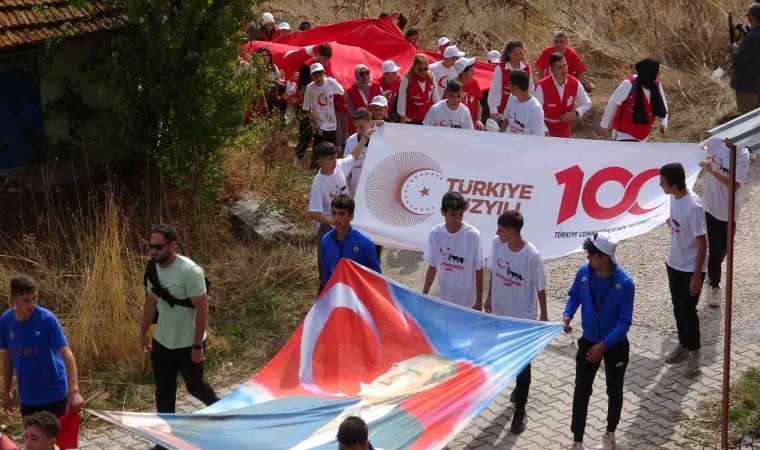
[443,45,465,59]
[381,60,402,73]
[437,36,451,47]
[310,62,325,74]
[262,12,275,24]
[591,232,619,264]
[454,56,476,74]
[278,22,290,30]
[370,95,388,107]
[487,50,501,64]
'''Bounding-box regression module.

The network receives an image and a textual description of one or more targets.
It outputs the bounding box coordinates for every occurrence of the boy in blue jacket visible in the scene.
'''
[563,233,634,450]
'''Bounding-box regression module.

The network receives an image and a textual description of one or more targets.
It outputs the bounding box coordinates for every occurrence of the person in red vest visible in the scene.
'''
[254,13,280,42]
[398,54,440,125]
[487,41,534,122]
[534,53,592,138]
[346,65,384,134]
[598,57,668,142]
[535,31,593,93]
[450,57,484,130]
[377,60,402,122]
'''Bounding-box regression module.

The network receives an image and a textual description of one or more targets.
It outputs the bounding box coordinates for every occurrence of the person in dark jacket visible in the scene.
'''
[563,233,634,450]
[730,3,760,114]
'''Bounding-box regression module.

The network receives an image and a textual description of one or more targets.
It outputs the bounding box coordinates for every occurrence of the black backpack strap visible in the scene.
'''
[144,260,196,309]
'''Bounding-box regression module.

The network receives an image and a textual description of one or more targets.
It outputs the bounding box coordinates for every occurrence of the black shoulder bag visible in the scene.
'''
[143,260,210,324]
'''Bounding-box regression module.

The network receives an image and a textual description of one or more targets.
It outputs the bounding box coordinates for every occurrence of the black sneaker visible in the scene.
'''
[150,445,169,450]
[509,389,517,403]
[510,408,527,434]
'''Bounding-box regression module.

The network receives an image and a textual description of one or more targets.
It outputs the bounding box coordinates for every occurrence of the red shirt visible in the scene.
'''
[535,46,586,77]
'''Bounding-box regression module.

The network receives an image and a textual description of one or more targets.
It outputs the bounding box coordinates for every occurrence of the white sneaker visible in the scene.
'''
[664,345,688,364]
[685,349,702,377]
[707,286,721,307]
[570,442,584,450]
[595,431,616,449]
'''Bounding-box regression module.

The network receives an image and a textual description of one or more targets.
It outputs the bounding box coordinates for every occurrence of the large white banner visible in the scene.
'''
[353,124,704,260]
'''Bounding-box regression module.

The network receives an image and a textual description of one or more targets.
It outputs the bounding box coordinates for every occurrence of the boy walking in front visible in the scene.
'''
[485,210,548,434]
[422,191,484,310]
[660,162,707,378]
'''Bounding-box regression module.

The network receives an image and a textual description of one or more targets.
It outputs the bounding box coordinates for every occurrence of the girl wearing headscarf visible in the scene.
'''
[598,57,669,142]
[346,64,383,133]
[398,54,440,125]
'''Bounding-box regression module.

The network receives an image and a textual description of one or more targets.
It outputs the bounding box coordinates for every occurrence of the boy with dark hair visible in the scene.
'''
[422,191,484,310]
[423,80,474,129]
[1,276,85,419]
[309,140,371,292]
[337,416,373,450]
[659,162,707,378]
[499,70,547,136]
[320,195,381,285]
[485,210,547,434]
[534,53,591,138]
[23,411,58,450]
[343,108,374,196]
[563,233,634,450]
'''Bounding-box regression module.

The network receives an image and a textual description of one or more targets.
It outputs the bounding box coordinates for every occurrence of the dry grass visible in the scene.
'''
[262,0,740,142]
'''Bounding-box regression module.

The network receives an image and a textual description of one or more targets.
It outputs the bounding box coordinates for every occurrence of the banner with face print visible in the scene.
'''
[90,260,562,449]
[352,123,703,259]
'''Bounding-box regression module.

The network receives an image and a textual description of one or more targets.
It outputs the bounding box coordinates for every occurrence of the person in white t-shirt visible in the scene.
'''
[499,70,547,136]
[422,191,484,309]
[429,45,464,99]
[659,162,707,378]
[699,136,751,307]
[308,139,371,293]
[423,80,474,129]
[485,210,547,435]
[303,63,345,151]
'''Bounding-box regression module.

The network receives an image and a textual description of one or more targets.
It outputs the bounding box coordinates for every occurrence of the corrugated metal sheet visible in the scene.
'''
[0,0,122,52]
[708,107,760,154]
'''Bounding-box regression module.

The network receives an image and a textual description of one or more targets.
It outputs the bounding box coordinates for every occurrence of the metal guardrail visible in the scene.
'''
[707,107,760,154]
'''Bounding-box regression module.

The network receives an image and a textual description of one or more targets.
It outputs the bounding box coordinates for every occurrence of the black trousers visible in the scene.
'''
[666,264,705,351]
[20,398,66,417]
[571,337,629,443]
[151,339,219,413]
[513,363,531,410]
[295,107,313,159]
[706,212,730,288]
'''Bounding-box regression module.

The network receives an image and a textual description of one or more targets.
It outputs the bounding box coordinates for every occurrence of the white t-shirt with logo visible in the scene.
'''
[429,61,458,99]
[503,96,547,136]
[303,78,345,131]
[423,222,484,308]
[308,155,355,226]
[343,133,366,196]
[665,190,707,273]
[487,237,546,320]
[423,100,474,129]
[700,136,751,222]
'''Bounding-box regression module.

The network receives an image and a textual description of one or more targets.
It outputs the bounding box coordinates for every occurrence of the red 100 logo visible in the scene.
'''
[555,165,663,225]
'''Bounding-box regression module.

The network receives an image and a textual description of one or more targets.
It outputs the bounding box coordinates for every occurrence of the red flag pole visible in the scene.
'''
[720,141,737,449]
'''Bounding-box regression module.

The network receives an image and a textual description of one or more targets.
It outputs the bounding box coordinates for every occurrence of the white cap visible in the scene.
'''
[487,50,501,64]
[278,22,290,30]
[310,62,325,74]
[381,60,402,73]
[443,45,465,59]
[437,36,451,47]
[262,12,275,24]
[591,232,619,264]
[454,56,476,74]
[370,95,388,107]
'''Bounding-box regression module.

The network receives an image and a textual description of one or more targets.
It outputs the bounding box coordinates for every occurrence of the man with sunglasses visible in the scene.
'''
[139,224,218,450]
[563,233,634,450]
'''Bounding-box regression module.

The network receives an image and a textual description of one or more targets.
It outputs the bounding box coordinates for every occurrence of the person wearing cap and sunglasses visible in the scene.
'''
[377,60,402,122]
[449,57,484,130]
[429,45,465,100]
[563,233,634,450]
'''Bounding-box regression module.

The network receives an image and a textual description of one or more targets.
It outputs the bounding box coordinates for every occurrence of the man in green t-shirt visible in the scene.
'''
[139,224,218,449]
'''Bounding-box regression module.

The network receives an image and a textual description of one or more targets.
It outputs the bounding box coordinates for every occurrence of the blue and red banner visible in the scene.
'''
[91,260,562,449]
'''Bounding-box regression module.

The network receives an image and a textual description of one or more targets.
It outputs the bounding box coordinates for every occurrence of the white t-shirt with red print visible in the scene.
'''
[423,222,484,308]
[487,237,546,320]
[303,78,345,131]
[308,155,355,226]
